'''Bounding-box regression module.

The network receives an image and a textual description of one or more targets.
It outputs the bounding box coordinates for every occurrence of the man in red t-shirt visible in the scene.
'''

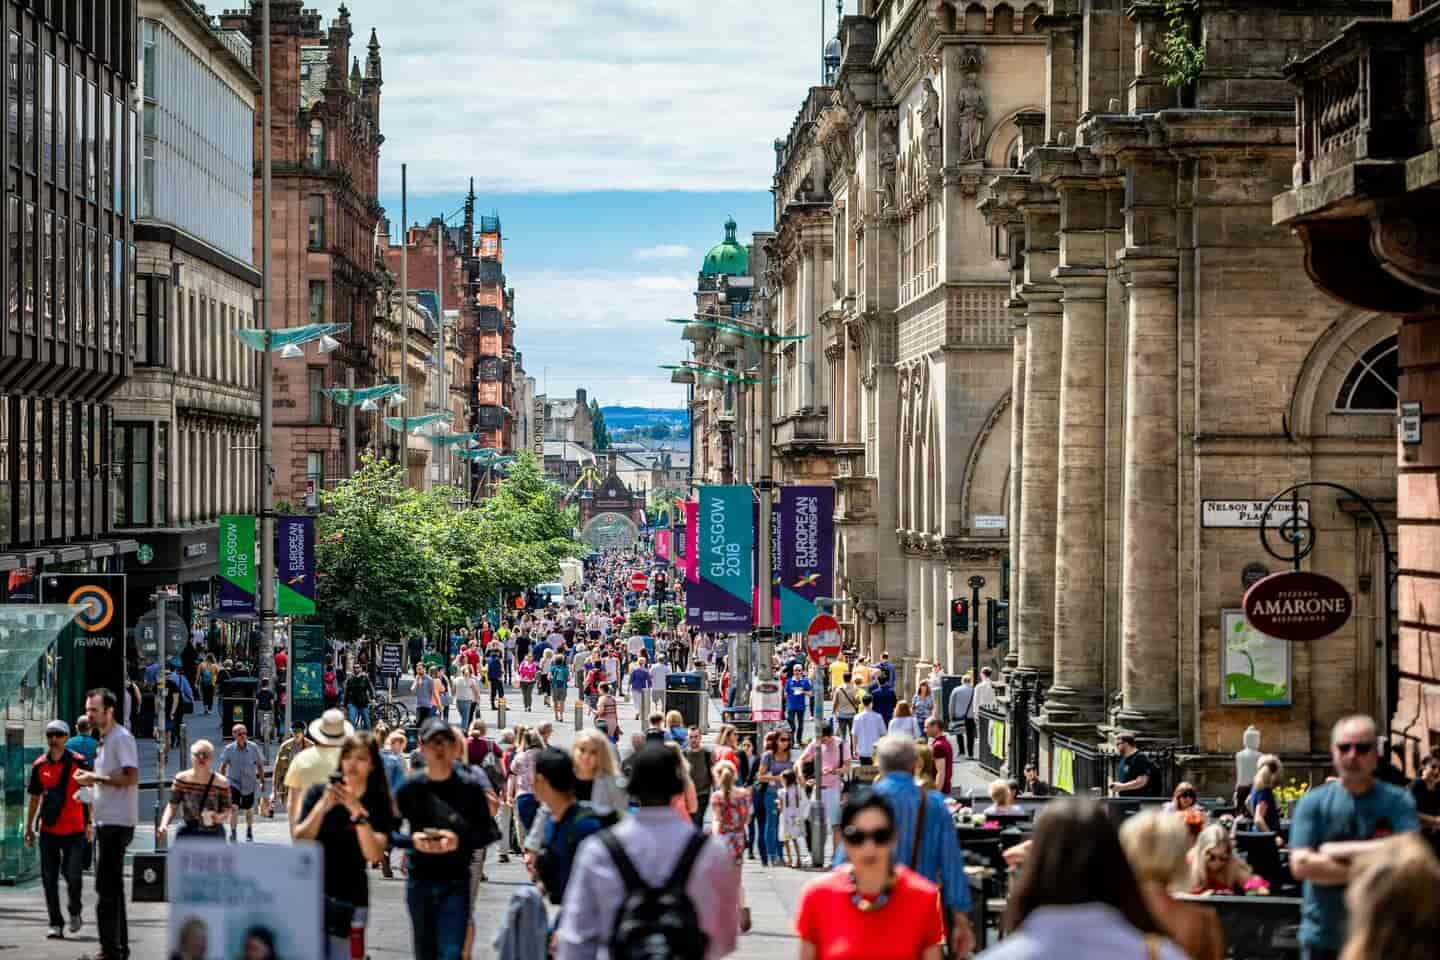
[25,720,88,939]
[274,648,288,675]
[927,716,954,796]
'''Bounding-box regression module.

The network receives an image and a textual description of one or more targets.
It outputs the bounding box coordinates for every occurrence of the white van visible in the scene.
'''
[536,582,565,605]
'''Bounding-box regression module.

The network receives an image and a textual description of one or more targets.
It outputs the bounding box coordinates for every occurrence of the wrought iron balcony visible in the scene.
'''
[477,260,504,286]
[474,404,506,431]
[478,356,504,381]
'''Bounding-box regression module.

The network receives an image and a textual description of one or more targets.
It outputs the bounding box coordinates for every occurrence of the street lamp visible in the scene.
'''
[323,382,410,473]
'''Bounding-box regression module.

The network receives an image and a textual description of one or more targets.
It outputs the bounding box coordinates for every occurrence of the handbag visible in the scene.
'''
[177,775,225,838]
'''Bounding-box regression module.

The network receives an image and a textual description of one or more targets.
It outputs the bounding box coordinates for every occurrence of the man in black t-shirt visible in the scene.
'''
[1109,734,1157,797]
[392,718,499,960]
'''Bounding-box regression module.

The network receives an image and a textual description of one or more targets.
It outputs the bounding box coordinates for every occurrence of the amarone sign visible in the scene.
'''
[1243,571,1352,642]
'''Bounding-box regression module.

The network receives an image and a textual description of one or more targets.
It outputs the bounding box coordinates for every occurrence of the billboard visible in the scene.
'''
[289,624,328,729]
[42,574,127,723]
[779,486,834,634]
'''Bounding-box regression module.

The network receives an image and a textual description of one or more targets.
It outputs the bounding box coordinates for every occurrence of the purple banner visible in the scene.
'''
[685,485,753,632]
[779,486,834,634]
[275,515,316,616]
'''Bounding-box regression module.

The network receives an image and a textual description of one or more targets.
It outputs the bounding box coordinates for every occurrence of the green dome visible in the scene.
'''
[700,217,749,277]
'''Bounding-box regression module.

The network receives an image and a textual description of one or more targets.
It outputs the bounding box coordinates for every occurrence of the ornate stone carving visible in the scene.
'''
[955,68,987,162]
[877,111,899,213]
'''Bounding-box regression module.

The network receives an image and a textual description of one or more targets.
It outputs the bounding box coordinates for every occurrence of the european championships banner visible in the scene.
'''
[686,485,753,631]
[218,514,257,616]
[750,498,781,626]
[779,486,835,634]
[275,515,317,616]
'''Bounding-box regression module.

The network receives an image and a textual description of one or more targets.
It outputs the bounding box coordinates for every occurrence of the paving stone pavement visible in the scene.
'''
[0,684,992,958]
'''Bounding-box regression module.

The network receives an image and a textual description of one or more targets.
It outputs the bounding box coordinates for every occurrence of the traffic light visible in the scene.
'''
[987,599,1010,648]
[950,597,970,632]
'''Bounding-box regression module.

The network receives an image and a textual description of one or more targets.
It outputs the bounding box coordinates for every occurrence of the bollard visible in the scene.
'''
[496,698,507,731]
[574,697,584,729]
[640,688,651,727]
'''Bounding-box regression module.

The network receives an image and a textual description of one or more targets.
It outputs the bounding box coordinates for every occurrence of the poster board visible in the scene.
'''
[167,840,323,960]
[1221,608,1291,706]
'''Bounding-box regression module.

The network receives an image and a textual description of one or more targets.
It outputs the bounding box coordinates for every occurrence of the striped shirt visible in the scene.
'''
[835,772,971,912]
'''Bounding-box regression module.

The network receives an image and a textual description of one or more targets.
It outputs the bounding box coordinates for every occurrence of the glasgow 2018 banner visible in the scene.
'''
[275,516,316,616]
[218,514,257,616]
[686,486,753,631]
[779,486,834,634]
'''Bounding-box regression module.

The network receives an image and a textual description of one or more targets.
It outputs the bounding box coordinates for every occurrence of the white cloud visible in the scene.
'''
[633,244,694,261]
[507,266,696,407]
[632,275,692,292]
[318,1,826,194]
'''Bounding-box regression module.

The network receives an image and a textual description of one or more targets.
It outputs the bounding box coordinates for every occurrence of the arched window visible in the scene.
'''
[307,119,325,169]
[1335,335,1399,411]
[1007,138,1022,169]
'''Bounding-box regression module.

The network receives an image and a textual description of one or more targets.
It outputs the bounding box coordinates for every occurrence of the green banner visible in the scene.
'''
[217,514,257,615]
[1055,746,1075,795]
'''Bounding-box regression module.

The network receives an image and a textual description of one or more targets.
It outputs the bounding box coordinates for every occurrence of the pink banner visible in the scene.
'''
[655,529,672,562]
[683,500,698,584]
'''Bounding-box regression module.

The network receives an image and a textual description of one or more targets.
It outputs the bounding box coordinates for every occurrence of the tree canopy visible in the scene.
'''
[314,452,582,643]
[590,399,612,450]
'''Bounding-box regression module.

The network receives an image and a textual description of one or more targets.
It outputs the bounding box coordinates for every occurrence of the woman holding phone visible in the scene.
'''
[295,732,394,960]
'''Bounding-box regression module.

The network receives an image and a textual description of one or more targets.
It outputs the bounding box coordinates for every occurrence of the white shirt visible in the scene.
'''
[603,656,620,682]
[627,635,645,657]
[852,710,887,759]
[650,662,670,692]
[974,679,997,713]
[949,683,977,721]
[888,716,921,739]
[93,723,139,827]
[974,903,1187,960]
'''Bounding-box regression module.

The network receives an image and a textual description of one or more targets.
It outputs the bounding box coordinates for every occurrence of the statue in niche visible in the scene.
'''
[920,78,942,172]
[878,117,899,211]
[956,68,987,162]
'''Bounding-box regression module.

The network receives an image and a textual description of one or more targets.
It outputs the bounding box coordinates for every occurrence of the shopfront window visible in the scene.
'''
[112,421,153,528]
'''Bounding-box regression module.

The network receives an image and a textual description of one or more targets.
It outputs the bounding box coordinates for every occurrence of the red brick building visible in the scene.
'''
[470,213,516,467]
[218,1,385,504]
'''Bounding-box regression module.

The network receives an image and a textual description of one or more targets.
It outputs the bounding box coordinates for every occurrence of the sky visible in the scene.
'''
[315,1,841,408]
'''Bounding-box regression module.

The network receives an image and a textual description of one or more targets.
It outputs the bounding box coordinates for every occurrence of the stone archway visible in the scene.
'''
[581,512,640,550]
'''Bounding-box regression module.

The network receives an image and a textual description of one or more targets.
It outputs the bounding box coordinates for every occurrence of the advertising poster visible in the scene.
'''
[1222,608,1291,706]
[42,574,127,722]
[779,486,835,634]
[289,624,328,729]
[378,643,404,680]
[167,840,323,960]
[683,500,699,584]
[685,486,753,631]
[655,529,672,563]
[751,678,783,723]
[217,514,257,616]
[275,515,316,616]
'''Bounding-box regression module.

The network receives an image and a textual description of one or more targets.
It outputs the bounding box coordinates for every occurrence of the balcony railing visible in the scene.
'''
[476,305,503,332]
[477,357,504,381]
[477,261,504,286]
[773,410,830,448]
[1287,18,1427,193]
[474,404,506,431]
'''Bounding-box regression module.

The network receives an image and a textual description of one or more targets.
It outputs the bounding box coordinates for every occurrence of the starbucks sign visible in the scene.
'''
[1243,571,1352,642]
[136,544,155,565]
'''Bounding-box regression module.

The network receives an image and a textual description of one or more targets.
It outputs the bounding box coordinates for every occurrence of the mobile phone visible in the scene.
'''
[328,770,344,786]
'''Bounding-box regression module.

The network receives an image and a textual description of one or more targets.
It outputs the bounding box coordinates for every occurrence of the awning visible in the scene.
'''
[0,605,86,709]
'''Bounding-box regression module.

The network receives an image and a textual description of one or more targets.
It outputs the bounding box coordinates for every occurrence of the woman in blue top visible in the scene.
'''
[1246,754,1283,834]
[629,659,651,719]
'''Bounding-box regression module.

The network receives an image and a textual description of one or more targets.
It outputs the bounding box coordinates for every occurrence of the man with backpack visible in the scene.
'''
[557,742,739,960]
[24,720,88,940]
[528,749,615,905]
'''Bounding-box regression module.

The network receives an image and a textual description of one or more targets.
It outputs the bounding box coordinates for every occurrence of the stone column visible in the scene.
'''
[1015,200,1062,684]
[1006,313,1026,675]
[1116,254,1180,735]
[932,562,948,674]
[918,558,934,665]
[907,558,924,664]
[1046,183,1112,724]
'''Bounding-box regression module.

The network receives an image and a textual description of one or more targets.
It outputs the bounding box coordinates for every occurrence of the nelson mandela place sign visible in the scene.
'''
[1243,570,1352,642]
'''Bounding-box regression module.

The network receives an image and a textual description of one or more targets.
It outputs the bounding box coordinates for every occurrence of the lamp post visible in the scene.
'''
[259,0,275,700]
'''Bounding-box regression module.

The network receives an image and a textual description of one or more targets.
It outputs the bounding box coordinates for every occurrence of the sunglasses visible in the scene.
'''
[842,825,894,847]
[193,751,212,759]
[1336,741,1375,755]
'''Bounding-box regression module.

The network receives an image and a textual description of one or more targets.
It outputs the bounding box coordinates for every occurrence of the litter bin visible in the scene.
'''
[938,674,965,726]
[219,677,259,738]
[665,672,706,729]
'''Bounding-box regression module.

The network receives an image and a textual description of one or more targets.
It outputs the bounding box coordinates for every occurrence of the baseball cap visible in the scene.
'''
[419,716,458,743]
[45,720,70,736]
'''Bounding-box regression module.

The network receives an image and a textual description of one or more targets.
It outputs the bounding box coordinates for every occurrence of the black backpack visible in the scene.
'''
[601,829,709,960]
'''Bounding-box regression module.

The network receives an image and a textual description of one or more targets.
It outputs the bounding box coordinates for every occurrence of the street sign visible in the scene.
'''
[630,571,648,592]
[1243,570,1352,642]
[378,643,404,678]
[805,613,842,663]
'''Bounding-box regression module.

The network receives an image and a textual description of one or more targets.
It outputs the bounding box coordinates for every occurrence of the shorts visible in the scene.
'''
[821,785,842,823]
[552,685,568,701]
[231,789,256,810]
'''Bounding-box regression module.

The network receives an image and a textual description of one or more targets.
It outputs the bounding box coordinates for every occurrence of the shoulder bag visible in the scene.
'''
[38,753,76,828]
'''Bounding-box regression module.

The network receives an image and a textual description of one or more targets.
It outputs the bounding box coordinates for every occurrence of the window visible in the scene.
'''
[43,54,52,180]
[85,81,96,199]
[134,275,168,366]
[23,41,35,173]
[22,201,33,334]
[56,61,67,189]
[308,280,325,325]
[7,195,17,331]
[308,195,325,249]
[1336,335,1400,412]
[307,119,325,168]
[306,452,325,506]
[307,367,325,422]
[112,421,153,527]
[56,216,66,339]
[42,212,51,336]
[7,33,17,171]
[156,422,169,524]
